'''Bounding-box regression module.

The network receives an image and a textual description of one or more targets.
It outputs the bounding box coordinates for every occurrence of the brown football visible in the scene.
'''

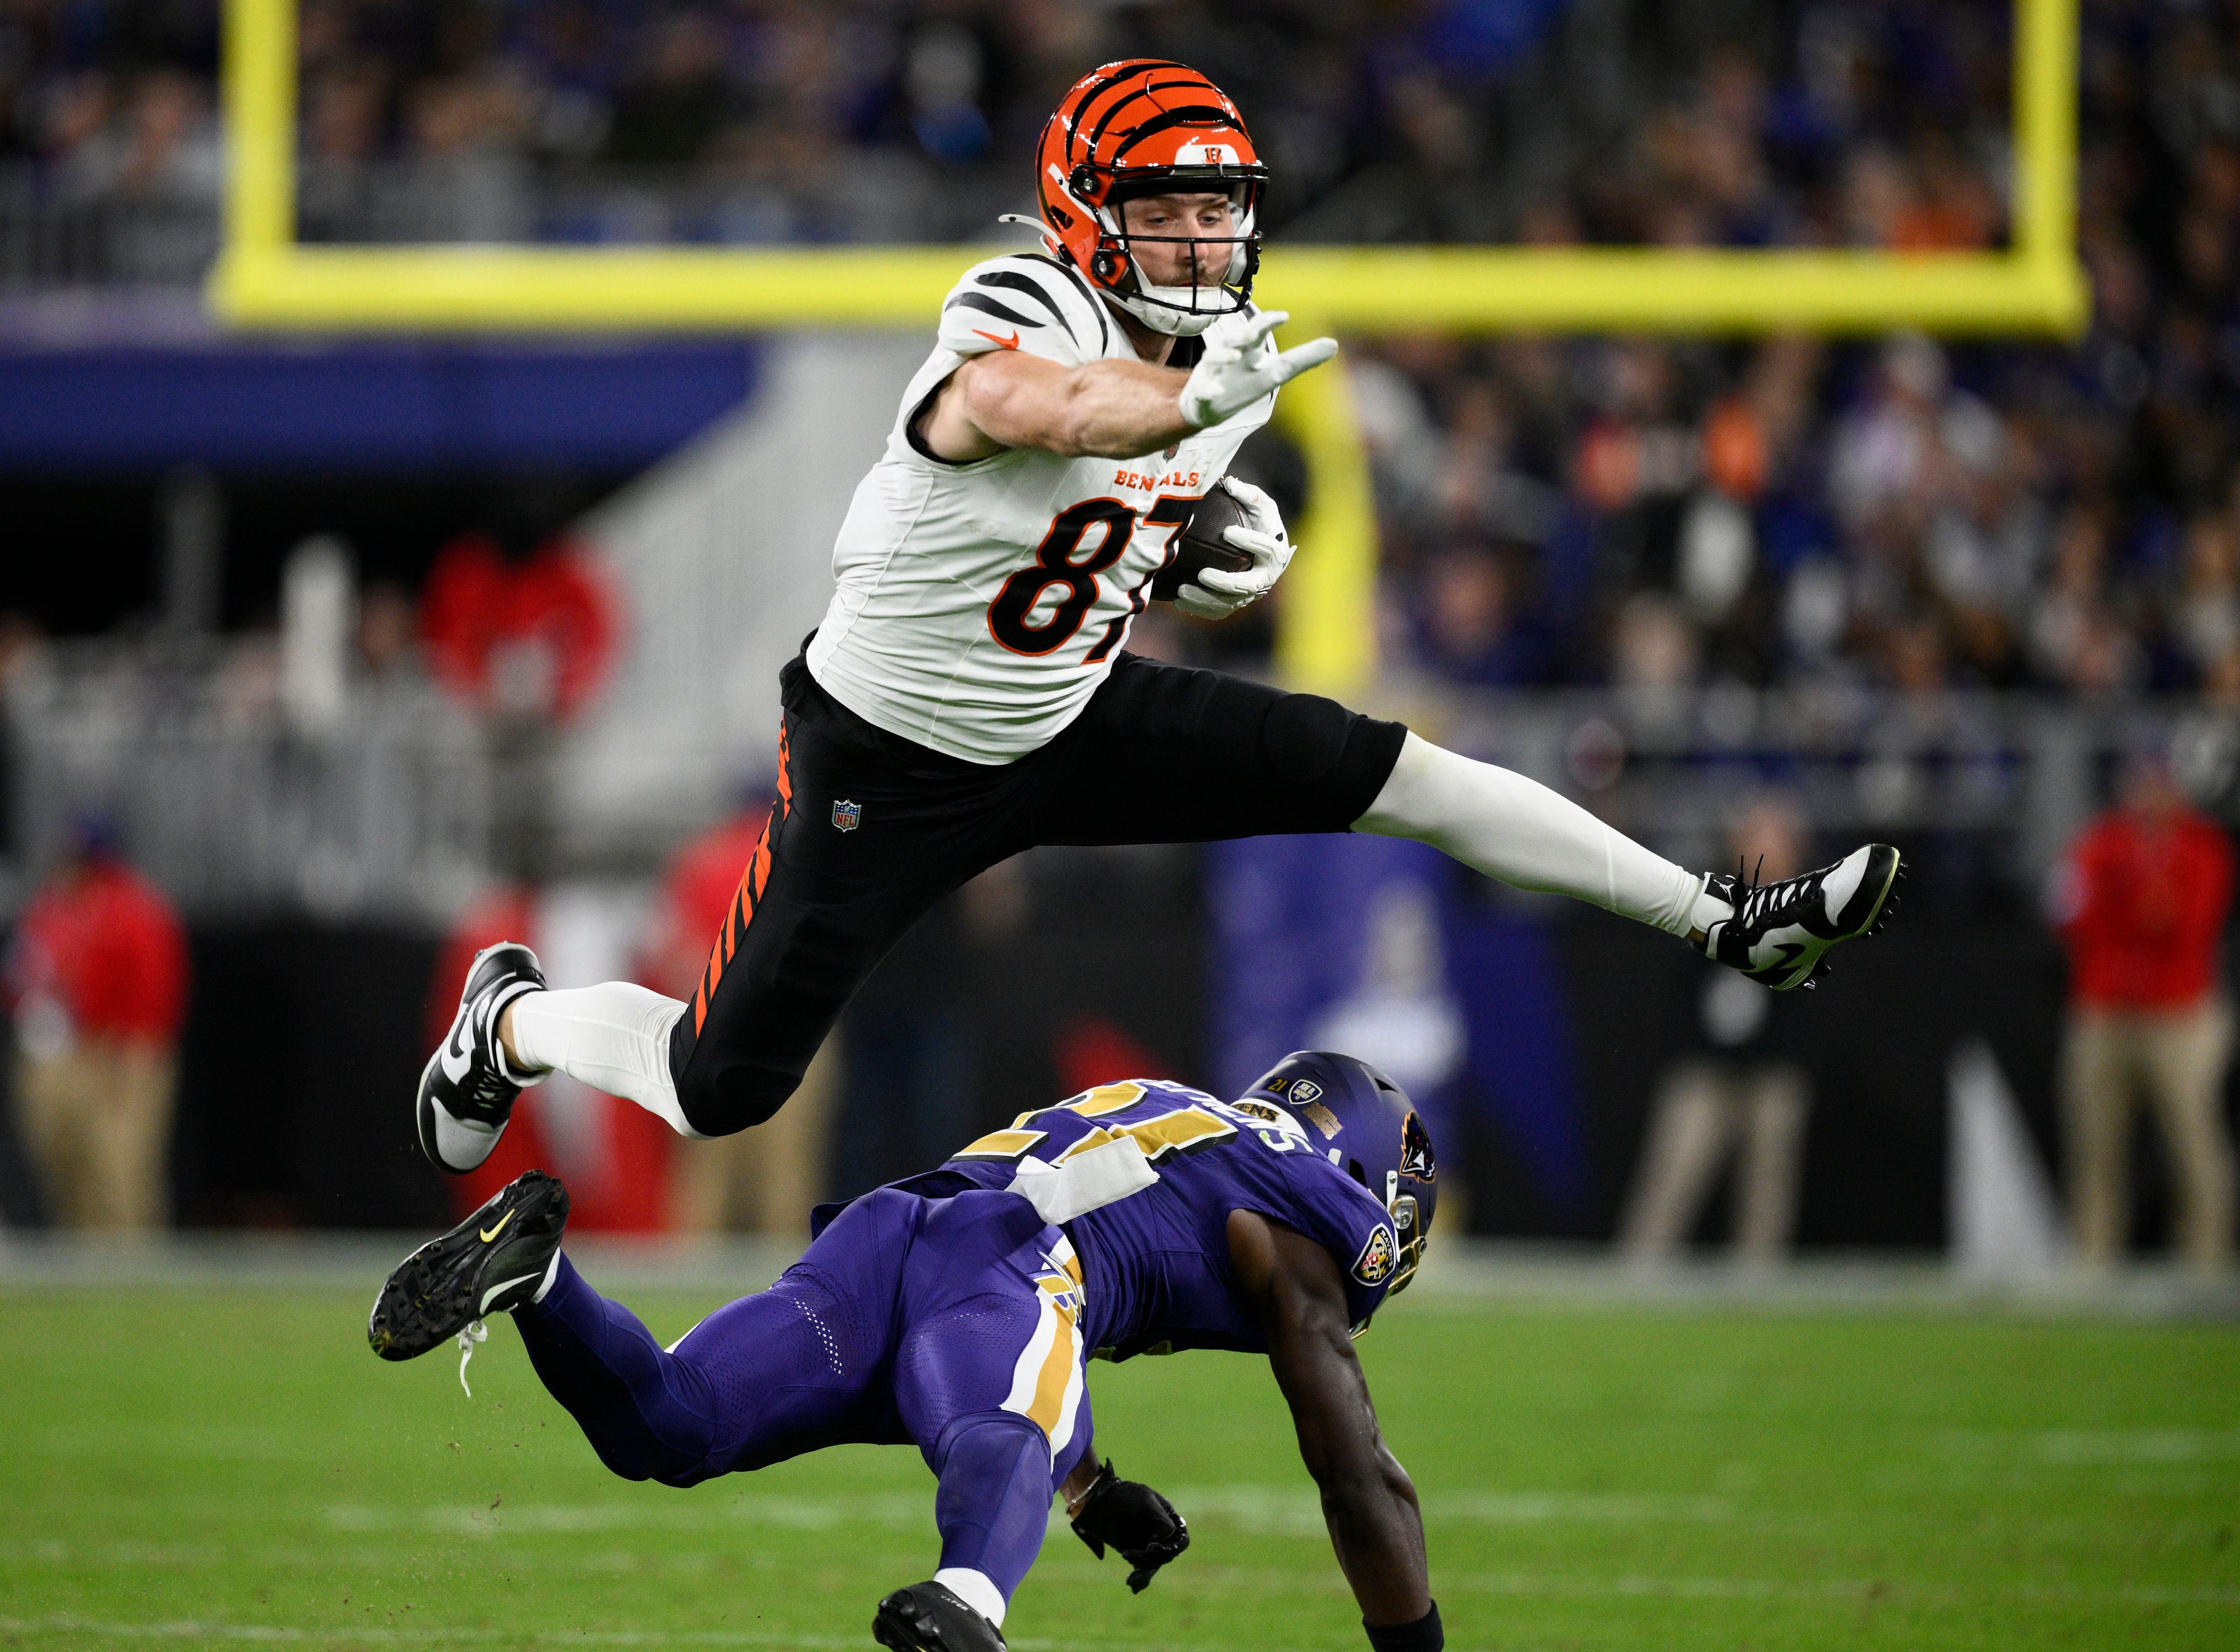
[1150,487,1257,602]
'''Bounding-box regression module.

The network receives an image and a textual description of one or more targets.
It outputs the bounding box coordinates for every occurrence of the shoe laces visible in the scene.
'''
[1728,854,1819,932]
[457,1319,488,1395]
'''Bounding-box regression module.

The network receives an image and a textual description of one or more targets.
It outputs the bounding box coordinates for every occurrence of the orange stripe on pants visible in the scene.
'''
[692,719,792,1034]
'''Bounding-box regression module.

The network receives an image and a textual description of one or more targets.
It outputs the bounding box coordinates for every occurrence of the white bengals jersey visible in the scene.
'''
[804,252,1276,765]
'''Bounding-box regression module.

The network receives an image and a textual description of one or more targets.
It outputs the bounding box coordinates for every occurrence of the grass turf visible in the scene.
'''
[1,1280,2236,1651]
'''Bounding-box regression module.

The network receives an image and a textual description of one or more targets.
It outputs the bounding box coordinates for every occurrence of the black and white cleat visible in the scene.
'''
[416,940,547,1174]
[872,1581,1007,1652]
[1699,843,1904,992]
[368,1170,569,1373]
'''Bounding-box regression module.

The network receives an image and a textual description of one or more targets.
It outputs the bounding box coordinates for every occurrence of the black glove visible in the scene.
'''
[1068,1459,1189,1592]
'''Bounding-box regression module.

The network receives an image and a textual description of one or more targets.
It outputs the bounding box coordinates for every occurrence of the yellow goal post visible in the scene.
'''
[209,0,2087,694]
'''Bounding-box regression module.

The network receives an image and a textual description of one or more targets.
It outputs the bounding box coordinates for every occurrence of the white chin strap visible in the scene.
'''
[1115,288,1224,337]
[1101,203,1254,337]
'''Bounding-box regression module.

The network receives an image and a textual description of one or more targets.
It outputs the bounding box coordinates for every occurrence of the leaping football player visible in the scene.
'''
[374,1054,1445,1652]
[415,67,1900,1268]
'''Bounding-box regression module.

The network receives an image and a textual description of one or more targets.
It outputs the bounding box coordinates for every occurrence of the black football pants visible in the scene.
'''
[665,650,1409,1136]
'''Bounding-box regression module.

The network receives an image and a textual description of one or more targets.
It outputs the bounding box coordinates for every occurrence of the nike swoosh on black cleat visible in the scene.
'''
[415,941,545,1174]
[369,1171,569,1362]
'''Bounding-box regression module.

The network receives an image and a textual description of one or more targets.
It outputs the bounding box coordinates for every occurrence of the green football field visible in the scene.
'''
[3,1274,2236,1651]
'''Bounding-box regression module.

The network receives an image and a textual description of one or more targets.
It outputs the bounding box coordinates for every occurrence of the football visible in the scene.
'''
[1150,486,1258,602]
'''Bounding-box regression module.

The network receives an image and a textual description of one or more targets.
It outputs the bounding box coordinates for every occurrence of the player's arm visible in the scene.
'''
[922,349,1194,462]
[919,308,1336,463]
[1230,1208,1441,1648]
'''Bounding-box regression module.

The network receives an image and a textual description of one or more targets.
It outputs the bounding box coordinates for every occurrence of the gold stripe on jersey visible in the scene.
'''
[953,1129,1048,1162]
[1065,1082,1147,1118]
[1012,1080,1147,1130]
[1119,1107,1236,1164]
[1051,1106,1238,1168]
[1054,1126,1118,1164]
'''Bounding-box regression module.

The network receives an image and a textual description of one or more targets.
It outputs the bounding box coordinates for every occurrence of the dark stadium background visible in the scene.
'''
[0,0,2231,1259]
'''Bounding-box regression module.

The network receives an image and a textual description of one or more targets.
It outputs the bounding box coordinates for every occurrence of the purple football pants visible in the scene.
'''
[512,1187,1094,1605]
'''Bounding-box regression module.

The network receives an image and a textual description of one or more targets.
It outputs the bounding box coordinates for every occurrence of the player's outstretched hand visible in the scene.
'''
[1175,475,1294,620]
[1069,1459,1190,1592]
[1177,309,1338,429]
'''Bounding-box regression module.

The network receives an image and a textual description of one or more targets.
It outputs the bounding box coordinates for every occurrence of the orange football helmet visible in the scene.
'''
[1028,60,1266,337]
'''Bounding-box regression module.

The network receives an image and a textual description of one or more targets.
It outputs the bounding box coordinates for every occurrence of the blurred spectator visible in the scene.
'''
[2052,751,2236,1272]
[2,813,188,1230]
[1616,797,1812,1265]
[640,784,835,1236]
[355,579,422,684]
[419,534,622,726]
[7,2,2240,712]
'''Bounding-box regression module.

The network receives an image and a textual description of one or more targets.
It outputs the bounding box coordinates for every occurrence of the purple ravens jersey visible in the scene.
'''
[912,1079,1404,1362]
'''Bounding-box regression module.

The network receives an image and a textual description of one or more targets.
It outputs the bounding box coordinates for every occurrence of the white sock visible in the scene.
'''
[507,982,708,1139]
[933,1568,1006,1629]
[1359,733,1731,939]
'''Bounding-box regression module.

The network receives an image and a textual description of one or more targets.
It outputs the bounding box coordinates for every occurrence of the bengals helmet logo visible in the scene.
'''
[1352,1223,1396,1286]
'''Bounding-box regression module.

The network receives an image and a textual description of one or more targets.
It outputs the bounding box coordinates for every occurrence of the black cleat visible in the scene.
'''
[416,940,547,1174]
[1699,843,1904,991]
[369,1171,569,1363]
[873,1582,1006,1652]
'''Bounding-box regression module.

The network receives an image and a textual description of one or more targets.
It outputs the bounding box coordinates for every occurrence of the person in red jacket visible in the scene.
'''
[2053,752,2237,1270]
[3,814,188,1229]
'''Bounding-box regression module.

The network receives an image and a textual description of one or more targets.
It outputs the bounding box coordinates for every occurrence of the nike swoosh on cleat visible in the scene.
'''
[971,328,1020,349]
[439,1019,473,1084]
[479,1210,514,1244]
[481,1274,537,1314]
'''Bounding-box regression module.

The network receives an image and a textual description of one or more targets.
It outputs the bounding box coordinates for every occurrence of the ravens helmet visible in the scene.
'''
[1237,1052,1438,1296]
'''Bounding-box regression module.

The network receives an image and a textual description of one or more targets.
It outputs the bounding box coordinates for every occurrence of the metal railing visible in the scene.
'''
[5,635,2231,922]
[1406,679,2239,896]
[0,169,220,288]
[3,639,488,924]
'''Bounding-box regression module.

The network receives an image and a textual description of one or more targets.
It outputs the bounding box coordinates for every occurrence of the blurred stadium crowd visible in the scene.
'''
[6,0,2240,706]
[5,2,2240,1254]
[0,0,2021,248]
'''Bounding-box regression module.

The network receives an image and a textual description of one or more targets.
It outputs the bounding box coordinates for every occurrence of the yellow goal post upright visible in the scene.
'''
[211,0,2087,694]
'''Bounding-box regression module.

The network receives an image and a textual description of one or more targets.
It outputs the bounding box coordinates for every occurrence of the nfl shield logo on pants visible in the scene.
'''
[831,798,862,832]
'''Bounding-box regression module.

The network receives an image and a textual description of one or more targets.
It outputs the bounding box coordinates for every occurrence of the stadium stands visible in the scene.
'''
[4,2,2237,1249]
[3,1,2233,710]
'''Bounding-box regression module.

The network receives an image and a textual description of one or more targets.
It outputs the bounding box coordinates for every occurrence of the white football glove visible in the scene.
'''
[1174,475,1293,621]
[1176,310,1338,430]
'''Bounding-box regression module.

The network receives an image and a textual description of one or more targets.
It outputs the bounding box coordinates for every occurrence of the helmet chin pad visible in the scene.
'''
[1115,288,1223,337]
[1100,219,1255,337]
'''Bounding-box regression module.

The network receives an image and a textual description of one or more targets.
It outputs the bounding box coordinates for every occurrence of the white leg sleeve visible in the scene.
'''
[1358,733,1728,939]
[507,982,706,1139]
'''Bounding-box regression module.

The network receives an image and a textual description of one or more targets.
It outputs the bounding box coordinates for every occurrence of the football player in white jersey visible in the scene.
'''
[413,62,1902,1203]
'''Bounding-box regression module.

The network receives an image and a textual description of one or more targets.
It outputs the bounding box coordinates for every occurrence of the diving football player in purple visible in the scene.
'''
[372,1053,1444,1652]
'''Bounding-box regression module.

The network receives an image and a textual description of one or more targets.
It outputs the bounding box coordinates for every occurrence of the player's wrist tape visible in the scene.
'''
[1364,1602,1441,1652]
